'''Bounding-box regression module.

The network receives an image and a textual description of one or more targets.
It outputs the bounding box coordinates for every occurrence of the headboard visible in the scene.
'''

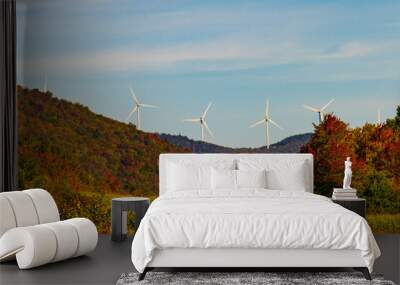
[159,153,314,195]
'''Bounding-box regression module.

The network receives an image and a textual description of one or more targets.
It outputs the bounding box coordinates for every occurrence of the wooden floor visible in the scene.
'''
[0,234,399,285]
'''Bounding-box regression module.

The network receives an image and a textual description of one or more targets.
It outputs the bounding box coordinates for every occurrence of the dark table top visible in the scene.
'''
[112,197,149,202]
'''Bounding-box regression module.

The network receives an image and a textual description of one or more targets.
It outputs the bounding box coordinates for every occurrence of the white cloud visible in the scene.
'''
[25,39,251,73]
[23,38,399,77]
[315,42,387,60]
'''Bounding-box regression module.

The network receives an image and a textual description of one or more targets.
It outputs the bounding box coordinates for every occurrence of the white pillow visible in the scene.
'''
[236,169,267,189]
[237,159,308,191]
[167,162,212,191]
[211,168,237,190]
[266,161,307,191]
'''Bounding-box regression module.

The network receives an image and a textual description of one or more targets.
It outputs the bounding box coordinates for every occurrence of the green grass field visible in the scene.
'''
[367,214,400,234]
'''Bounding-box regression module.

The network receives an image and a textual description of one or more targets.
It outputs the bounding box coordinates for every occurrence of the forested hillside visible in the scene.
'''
[18,86,188,232]
[158,133,312,153]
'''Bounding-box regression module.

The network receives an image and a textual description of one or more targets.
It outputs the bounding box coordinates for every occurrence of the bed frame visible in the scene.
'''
[139,154,371,280]
[141,248,370,280]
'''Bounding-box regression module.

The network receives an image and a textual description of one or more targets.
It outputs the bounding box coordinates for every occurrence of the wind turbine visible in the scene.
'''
[183,102,213,141]
[249,99,283,149]
[377,109,381,125]
[43,74,47,93]
[126,87,159,130]
[303,99,335,123]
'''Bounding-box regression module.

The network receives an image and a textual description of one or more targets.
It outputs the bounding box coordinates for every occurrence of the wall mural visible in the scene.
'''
[17,0,400,233]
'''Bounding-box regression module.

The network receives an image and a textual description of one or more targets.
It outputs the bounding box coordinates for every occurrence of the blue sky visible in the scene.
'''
[17,0,400,147]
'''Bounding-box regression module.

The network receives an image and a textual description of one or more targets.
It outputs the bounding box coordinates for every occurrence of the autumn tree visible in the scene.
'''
[301,114,355,197]
[386,105,400,131]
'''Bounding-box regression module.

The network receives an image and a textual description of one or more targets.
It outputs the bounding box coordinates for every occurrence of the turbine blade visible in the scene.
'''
[183,118,200,122]
[269,119,283,130]
[265,99,269,117]
[249,119,265,128]
[303,104,319,112]
[203,120,213,137]
[129,87,139,104]
[320,99,334,111]
[140,104,159,108]
[202,102,212,118]
[126,106,138,121]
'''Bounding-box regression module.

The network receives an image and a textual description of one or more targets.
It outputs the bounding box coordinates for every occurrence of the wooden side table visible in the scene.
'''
[332,198,366,218]
[111,197,150,242]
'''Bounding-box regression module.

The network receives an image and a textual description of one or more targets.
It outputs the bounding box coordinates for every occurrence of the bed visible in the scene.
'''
[131,154,380,280]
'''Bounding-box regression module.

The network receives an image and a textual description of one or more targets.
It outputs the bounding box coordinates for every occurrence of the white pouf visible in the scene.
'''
[0,189,98,269]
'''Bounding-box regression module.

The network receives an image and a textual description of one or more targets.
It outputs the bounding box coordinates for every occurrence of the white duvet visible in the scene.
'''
[131,190,380,273]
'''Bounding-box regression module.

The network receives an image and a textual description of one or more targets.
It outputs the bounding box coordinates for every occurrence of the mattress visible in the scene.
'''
[131,189,380,273]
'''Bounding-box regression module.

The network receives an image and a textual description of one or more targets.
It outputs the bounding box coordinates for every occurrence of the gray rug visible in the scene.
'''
[116,272,396,285]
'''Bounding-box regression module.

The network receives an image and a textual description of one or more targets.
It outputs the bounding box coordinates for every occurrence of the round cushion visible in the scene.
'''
[42,221,79,262]
[0,226,57,269]
[0,191,39,227]
[23,189,60,224]
[64,218,98,257]
[0,196,16,237]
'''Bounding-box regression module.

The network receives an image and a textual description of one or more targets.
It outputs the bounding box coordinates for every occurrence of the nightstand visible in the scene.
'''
[111,197,150,242]
[332,198,366,218]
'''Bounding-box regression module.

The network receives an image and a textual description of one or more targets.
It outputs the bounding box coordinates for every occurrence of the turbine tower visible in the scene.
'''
[43,74,47,93]
[249,99,283,149]
[303,99,335,123]
[183,102,213,141]
[126,87,159,130]
[377,109,381,125]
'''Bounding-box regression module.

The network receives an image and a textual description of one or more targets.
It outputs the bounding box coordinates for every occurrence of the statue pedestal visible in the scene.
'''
[332,188,358,200]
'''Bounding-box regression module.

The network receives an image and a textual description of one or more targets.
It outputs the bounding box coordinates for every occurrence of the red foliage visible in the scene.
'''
[302,113,400,202]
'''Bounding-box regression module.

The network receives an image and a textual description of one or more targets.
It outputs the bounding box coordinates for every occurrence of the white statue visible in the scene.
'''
[343,157,352,189]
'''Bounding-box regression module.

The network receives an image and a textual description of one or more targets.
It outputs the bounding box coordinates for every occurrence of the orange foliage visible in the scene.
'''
[302,113,400,214]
